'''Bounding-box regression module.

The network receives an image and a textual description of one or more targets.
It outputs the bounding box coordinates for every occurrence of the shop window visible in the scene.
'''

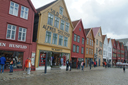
[54,16,59,28]
[77,36,80,42]
[65,22,69,32]
[47,13,54,26]
[20,6,29,19]
[82,38,84,44]
[0,51,23,69]
[77,46,79,53]
[73,45,76,52]
[59,6,63,15]
[81,47,84,54]
[59,35,63,46]
[52,33,58,45]
[45,31,51,43]
[9,1,19,16]
[74,34,76,41]
[18,27,27,41]
[60,20,65,30]
[6,24,16,40]
[64,37,68,47]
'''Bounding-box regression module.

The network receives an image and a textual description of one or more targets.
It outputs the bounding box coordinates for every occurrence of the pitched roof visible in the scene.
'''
[36,0,57,13]
[72,20,80,28]
[111,39,115,46]
[102,35,106,42]
[92,27,100,38]
[28,0,37,13]
[84,28,91,36]
[108,38,110,43]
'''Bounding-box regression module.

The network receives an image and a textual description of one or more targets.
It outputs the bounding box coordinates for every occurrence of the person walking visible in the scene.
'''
[0,54,6,73]
[77,61,80,69]
[123,60,126,72]
[94,61,96,67]
[25,58,32,75]
[69,60,72,71]
[81,61,84,70]
[66,59,69,71]
[9,59,13,73]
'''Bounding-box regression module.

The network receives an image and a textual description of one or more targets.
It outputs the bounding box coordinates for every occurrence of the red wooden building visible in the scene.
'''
[124,46,127,62]
[71,19,86,68]
[111,39,117,65]
[0,0,36,71]
[116,41,121,62]
[119,42,124,62]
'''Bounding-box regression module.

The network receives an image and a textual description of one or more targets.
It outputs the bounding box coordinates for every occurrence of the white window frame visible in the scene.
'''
[6,24,16,40]
[77,46,79,53]
[45,31,52,43]
[60,20,65,30]
[82,38,84,44]
[47,13,54,26]
[9,1,19,16]
[59,35,63,46]
[64,37,68,47]
[77,36,80,42]
[52,33,58,45]
[65,22,69,32]
[20,6,29,19]
[54,16,59,28]
[18,27,27,41]
[59,6,63,15]
[81,47,84,54]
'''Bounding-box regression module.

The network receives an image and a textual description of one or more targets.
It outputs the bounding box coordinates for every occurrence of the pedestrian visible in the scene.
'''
[104,62,107,68]
[81,61,84,70]
[69,60,72,71]
[25,58,32,75]
[94,61,96,67]
[9,59,13,73]
[66,59,69,71]
[123,60,126,72]
[0,54,6,73]
[77,61,80,69]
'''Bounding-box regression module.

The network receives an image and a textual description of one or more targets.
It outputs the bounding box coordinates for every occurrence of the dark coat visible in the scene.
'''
[0,56,6,65]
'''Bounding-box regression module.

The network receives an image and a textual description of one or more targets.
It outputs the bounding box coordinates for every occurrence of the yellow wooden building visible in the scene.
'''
[33,0,73,70]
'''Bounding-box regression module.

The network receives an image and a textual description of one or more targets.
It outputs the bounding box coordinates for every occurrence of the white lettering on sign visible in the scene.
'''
[0,42,6,47]
[9,44,27,49]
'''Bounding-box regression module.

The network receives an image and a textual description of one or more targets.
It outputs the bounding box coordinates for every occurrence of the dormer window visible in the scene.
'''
[98,33,101,36]
[79,28,81,31]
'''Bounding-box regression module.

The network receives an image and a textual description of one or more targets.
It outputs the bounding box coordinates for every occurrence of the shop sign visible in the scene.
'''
[0,42,27,49]
[52,48,62,51]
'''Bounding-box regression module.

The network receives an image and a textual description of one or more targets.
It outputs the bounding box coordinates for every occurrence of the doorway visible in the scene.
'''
[72,58,77,68]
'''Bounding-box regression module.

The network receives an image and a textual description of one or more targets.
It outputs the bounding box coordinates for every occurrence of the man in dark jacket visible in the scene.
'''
[0,54,6,73]
[66,59,69,71]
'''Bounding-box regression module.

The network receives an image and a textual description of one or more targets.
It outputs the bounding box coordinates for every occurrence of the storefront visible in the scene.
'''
[71,57,84,68]
[0,40,36,71]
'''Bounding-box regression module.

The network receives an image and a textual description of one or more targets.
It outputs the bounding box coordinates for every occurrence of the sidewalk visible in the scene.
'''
[0,67,105,81]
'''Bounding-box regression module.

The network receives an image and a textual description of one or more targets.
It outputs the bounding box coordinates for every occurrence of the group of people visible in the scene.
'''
[66,59,85,71]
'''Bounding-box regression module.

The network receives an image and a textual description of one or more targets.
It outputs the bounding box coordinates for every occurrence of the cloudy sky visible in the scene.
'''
[31,0,128,39]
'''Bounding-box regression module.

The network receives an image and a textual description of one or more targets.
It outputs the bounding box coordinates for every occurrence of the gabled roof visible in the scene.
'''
[92,27,101,38]
[111,39,115,46]
[36,0,57,13]
[84,28,91,36]
[102,35,106,42]
[28,0,37,13]
[72,20,79,28]
[108,38,110,43]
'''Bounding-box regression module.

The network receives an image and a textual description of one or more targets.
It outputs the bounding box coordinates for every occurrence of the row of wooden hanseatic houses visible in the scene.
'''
[0,0,128,71]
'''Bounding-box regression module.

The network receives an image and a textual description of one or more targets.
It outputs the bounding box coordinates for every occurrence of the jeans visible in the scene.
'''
[0,64,5,73]
[66,64,69,71]
[10,65,13,72]
[81,66,84,70]
[27,68,31,74]
[77,65,80,69]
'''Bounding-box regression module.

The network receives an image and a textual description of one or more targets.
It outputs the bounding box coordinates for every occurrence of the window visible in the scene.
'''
[60,20,65,30]
[77,36,80,42]
[64,37,68,47]
[18,27,27,41]
[92,50,93,55]
[59,6,63,15]
[81,47,84,54]
[73,45,76,52]
[6,24,16,40]
[52,33,58,45]
[9,1,19,16]
[79,28,81,31]
[59,35,63,46]
[65,22,69,32]
[100,42,102,47]
[82,38,84,44]
[47,13,54,26]
[92,40,93,46]
[98,32,101,36]
[74,34,76,41]
[96,39,98,45]
[90,39,91,45]
[77,46,79,53]
[45,31,51,43]
[96,48,98,54]
[20,6,29,19]
[89,49,91,54]
[54,16,59,28]
[86,48,88,54]
[87,38,89,44]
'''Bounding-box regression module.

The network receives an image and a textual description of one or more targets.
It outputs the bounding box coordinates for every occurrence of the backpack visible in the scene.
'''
[83,63,85,66]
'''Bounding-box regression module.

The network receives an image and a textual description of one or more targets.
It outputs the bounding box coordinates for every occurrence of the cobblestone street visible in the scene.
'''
[0,67,128,85]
